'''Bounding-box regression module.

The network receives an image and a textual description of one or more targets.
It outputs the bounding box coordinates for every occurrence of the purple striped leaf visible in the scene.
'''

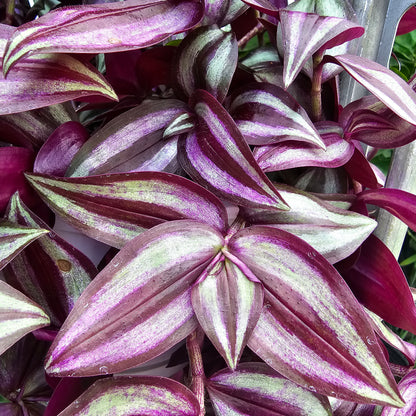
[3,0,204,75]
[357,188,416,232]
[173,25,238,103]
[241,184,376,263]
[0,24,117,115]
[0,220,49,271]
[342,235,416,334]
[381,370,416,416]
[239,0,281,16]
[25,171,228,248]
[228,226,402,406]
[207,362,332,416]
[229,82,324,147]
[191,258,263,370]
[332,401,376,416]
[67,99,188,177]
[4,194,96,328]
[45,221,223,377]
[202,0,248,26]
[279,11,364,88]
[34,122,89,177]
[0,280,50,355]
[254,122,354,172]
[163,112,195,139]
[329,54,416,126]
[179,89,288,211]
[58,376,199,416]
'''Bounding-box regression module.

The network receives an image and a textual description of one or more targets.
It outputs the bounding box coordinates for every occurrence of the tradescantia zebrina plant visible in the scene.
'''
[3,0,416,415]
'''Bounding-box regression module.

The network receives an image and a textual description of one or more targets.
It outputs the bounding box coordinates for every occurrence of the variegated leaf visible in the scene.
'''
[241,184,376,263]
[179,89,288,211]
[58,376,199,416]
[0,280,50,355]
[25,172,228,248]
[45,221,223,377]
[228,226,403,406]
[207,363,332,416]
[202,0,248,26]
[191,258,263,370]
[3,0,204,75]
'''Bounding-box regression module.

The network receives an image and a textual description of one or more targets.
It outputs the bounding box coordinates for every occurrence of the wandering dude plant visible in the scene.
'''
[2,0,416,414]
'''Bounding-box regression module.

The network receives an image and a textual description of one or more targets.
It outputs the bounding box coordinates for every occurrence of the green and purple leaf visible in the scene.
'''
[179,89,288,211]
[207,363,332,416]
[202,0,249,26]
[25,171,228,247]
[67,99,188,177]
[228,226,403,406]
[173,25,238,103]
[191,258,263,370]
[3,0,204,75]
[229,82,324,147]
[58,376,199,416]
[0,280,50,355]
[45,221,223,377]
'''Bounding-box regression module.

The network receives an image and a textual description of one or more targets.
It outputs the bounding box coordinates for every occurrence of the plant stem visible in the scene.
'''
[5,0,15,25]
[186,328,206,416]
[238,22,264,49]
[311,53,324,122]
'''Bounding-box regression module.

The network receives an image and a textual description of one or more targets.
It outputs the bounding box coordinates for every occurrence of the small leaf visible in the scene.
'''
[45,221,223,377]
[207,363,332,416]
[3,0,204,75]
[25,172,228,247]
[58,376,199,416]
[0,280,50,355]
[203,0,249,26]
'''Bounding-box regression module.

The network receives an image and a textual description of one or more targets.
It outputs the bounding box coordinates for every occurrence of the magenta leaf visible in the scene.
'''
[191,258,263,370]
[397,6,416,35]
[3,0,204,75]
[279,11,364,88]
[34,122,89,176]
[357,188,416,232]
[25,171,228,247]
[254,121,354,172]
[0,281,50,354]
[58,376,199,415]
[173,25,238,103]
[4,194,96,328]
[228,226,402,406]
[342,234,416,334]
[67,99,188,177]
[207,362,332,415]
[241,184,376,263]
[179,89,288,211]
[45,220,223,377]
[229,82,324,147]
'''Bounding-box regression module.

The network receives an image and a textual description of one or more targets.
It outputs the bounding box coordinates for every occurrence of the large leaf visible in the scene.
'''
[229,82,324,147]
[3,0,204,75]
[179,89,288,211]
[25,172,228,248]
[4,194,96,327]
[241,184,376,263]
[207,363,332,416]
[228,226,403,406]
[0,280,50,354]
[58,376,199,416]
[67,99,188,177]
[0,24,117,115]
[45,221,223,377]
[191,258,263,370]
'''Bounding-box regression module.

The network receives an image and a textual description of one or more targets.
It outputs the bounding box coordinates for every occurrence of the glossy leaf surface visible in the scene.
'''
[45,221,223,377]
[203,0,248,26]
[207,363,332,416]
[228,226,402,406]
[3,0,204,75]
[26,172,228,248]
[179,89,288,211]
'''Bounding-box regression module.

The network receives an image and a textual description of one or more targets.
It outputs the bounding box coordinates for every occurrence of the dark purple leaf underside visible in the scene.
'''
[45,221,223,377]
[25,171,228,248]
[228,226,402,406]
[58,376,199,416]
[179,89,288,211]
[3,0,204,75]
[342,234,416,334]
